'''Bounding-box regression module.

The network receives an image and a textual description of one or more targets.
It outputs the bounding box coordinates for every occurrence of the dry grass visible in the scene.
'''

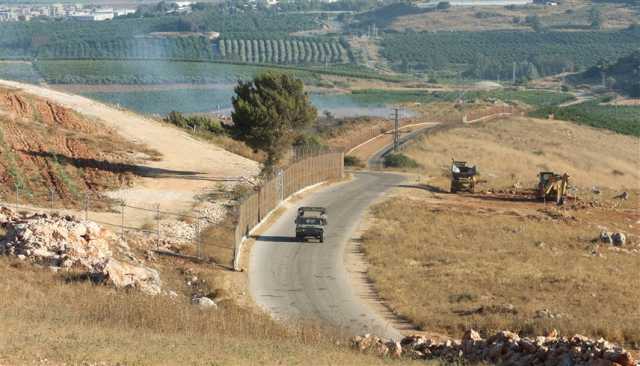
[199,215,236,266]
[362,194,640,346]
[390,1,637,32]
[207,134,265,163]
[404,117,640,191]
[0,255,433,365]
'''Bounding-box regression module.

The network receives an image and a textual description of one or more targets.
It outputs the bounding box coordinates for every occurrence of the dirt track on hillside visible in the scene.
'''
[0,80,259,225]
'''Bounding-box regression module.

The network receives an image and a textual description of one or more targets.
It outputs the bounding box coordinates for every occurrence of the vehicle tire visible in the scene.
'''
[319,234,324,243]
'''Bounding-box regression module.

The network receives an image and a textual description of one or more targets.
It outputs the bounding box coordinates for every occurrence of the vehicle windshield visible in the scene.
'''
[302,217,322,225]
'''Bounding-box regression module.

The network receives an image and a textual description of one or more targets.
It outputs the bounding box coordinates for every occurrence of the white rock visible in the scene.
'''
[193,296,217,309]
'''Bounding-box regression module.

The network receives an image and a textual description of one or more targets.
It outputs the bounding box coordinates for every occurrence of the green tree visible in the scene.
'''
[590,7,604,29]
[231,72,317,173]
[436,1,451,10]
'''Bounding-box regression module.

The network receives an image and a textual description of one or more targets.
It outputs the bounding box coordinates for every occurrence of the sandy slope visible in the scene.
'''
[0,79,259,223]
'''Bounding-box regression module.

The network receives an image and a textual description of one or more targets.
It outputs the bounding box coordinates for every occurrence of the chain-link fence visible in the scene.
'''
[464,105,515,124]
[0,188,231,262]
[233,150,344,269]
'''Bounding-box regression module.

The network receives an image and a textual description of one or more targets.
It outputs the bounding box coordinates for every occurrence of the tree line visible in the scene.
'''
[0,11,320,58]
[381,28,640,79]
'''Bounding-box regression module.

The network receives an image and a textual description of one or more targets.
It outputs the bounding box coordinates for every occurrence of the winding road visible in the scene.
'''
[250,171,405,339]
[249,123,441,340]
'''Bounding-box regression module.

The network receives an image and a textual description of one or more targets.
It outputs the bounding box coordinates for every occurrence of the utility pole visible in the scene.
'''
[512,62,517,84]
[391,107,401,152]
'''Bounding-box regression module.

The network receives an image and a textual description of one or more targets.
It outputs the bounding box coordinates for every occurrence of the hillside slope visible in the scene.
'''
[404,116,639,191]
[571,50,640,97]
[0,79,259,226]
[0,87,156,206]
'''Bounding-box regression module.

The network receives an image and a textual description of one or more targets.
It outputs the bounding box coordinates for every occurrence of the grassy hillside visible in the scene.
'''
[569,50,640,97]
[0,249,432,365]
[360,116,639,345]
[530,98,640,136]
[404,116,639,190]
[381,28,640,79]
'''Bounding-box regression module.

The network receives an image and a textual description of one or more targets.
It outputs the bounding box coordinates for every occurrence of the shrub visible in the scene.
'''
[383,153,419,168]
[164,111,225,135]
[436,1,451,10]
[344,155,364,167]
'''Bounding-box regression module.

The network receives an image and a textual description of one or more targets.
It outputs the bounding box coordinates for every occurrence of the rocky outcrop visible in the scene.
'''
[0,206,161,295]
[351,330,637,366]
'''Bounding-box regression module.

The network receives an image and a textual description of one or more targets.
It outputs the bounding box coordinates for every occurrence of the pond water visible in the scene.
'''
[80,87,409,119]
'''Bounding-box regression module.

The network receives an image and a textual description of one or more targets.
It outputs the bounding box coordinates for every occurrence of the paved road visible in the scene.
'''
[368,122,442,168]
[249,171,406,340]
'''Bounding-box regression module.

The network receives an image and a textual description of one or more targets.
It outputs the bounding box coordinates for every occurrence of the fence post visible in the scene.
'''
[196,212,202,260]
[83,192,89,221]
[120,201,125,241]
[49,187,54,210]
[156,204,161,249]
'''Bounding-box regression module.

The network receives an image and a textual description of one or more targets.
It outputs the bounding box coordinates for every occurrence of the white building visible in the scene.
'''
[114,8,135,16]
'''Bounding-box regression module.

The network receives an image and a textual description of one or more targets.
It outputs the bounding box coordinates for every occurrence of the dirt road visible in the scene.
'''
[0,79,259,224]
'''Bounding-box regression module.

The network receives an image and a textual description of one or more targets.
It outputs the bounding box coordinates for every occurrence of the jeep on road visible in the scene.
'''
[295,207,327,242]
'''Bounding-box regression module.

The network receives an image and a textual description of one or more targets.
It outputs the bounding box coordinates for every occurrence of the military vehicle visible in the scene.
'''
[537,172,569,205]
[295,207,327,242]
[450,160,478,193]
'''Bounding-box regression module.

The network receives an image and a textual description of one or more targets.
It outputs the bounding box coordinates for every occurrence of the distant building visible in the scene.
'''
[93,8,114,20]
[417,0,533,6]
[0,9,15,21]
[50,3,65,17]
[114,8,135,16]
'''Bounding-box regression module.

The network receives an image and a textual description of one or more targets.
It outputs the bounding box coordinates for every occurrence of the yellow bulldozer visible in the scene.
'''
[537,172,569,205]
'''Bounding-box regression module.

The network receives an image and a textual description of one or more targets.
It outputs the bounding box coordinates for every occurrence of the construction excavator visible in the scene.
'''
[537,172,569,205]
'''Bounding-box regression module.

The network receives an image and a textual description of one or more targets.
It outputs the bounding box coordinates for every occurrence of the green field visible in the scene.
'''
[34,60,270,84]
[217,38,349,65]
[530,99,640,136]
[381,28,640,79]
[32,59,401,85]
[347,89,574,108]
[0,62,42,83]
[0,12,321,56]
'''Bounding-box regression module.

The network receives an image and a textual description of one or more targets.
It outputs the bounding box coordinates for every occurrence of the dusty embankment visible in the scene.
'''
[0,79,259,227]
[0,87,154,206]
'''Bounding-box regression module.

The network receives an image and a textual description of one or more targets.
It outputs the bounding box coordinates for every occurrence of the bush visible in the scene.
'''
[344,155,364,167]
[383,153,419,168]
[436,2,451,10]
[164,111,225,135]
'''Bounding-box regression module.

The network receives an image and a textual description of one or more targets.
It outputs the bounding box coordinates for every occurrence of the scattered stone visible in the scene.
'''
[611,232,626,246]
[600,231,613,245]
[352,330,637,366]
[0,206,162,295]
[614,192,629,200]
[192,296,217,309]
[535,308,563,319]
